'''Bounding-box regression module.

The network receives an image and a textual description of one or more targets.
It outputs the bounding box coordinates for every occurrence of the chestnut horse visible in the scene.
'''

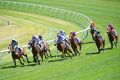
[107,31,118,48]
[69,37,81,55]
[8,45,30,67]
[94,33,105,53]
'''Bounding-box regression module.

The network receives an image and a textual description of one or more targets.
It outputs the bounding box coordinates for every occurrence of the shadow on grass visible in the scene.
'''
[104,47,112,50]
[1,63,37,69]
[48,58,67,63]
[1,65,16,69]
[50,55,61,58]
[86,52,100,55]
[81,41,94,45]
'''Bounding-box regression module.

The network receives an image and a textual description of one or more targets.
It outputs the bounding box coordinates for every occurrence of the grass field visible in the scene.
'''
[0,0,120,80]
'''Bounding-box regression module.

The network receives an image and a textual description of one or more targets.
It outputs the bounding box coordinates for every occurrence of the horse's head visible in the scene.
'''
[8,44,16,53]
[8,44,12,53]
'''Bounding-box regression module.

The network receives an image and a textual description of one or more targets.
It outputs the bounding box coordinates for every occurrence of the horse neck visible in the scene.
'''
[90,29,94,35]
[11,51,16,56]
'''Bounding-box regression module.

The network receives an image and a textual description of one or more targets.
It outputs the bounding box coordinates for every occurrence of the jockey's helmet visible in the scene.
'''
[91,22,96,26]
[108,24,112,27]
[60,30,64,33]
[12,38,16,41]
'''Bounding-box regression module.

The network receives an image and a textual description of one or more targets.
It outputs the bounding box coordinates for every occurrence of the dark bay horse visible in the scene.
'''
[8,45,30,67]
[94,33,105,53]
[54,40,72,58]
[28,40,50,63]
[107,31,118,48]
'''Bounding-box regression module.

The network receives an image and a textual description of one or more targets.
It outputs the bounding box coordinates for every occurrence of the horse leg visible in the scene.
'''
[39,52,44,62]
[33,54,36,63]
[68,49,74,56]
[116,36,118,43]
[21,56,25,62]
[78,43,81,51]
[115,36,118,48]
[13,59,16,67]
[66,52,72,59]
[74,49,77,56]
[36,55,40,65]
[25,55,30,63]
[61,51,65,58]
[101,40,105,53]
[19,58,24,65]
[48,49,52,57]
[96,43,100,53]
[110,41,113,49]
[46,50,49,57]
[76,49,80,55]
[44,51,48,59]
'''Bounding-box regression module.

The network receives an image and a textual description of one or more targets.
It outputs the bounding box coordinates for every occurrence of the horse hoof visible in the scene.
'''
[22,63,24,65]
[38,62,40,65]
[28,61,30,63]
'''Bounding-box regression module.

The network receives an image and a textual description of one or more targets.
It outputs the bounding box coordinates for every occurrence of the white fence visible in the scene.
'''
[0,1,92,53]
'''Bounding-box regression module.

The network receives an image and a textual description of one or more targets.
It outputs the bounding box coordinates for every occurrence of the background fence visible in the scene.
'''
[0,1,92,53]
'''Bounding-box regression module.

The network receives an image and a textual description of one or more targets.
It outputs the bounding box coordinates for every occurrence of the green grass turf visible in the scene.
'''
[0,0,120,80]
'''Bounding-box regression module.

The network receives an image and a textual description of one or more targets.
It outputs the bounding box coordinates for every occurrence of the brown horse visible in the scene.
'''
[107,31,118,48]
[69,37,81,55]
[94,33,105,53]
[28,40,49,63]
[54,40,72,58]
[8,45,30,67]
[28,40,41,64]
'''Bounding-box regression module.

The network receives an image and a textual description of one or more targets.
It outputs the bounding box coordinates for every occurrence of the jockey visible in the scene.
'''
[57,33,69,49]
[11,38,19,49]
[70,32,77,38]
[38,34,45,47]
[90,22,98,31]
[34,34,45,48]
[59,30,66,37]
[107,24,117,36]
[57,33,65,43]
[59,30,70,44]
[11,39,23,55]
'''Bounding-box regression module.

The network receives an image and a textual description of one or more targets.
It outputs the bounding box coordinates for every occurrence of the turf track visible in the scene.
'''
[0,0,120,80]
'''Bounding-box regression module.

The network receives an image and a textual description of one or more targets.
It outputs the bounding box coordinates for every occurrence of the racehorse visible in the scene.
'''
[94,32,105,53]
[28,40,41,64]
[8,44,30,67]
[28,39,50,63]
[69,37,81,55]
[107,31,118,48]
[54,40,72,58]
